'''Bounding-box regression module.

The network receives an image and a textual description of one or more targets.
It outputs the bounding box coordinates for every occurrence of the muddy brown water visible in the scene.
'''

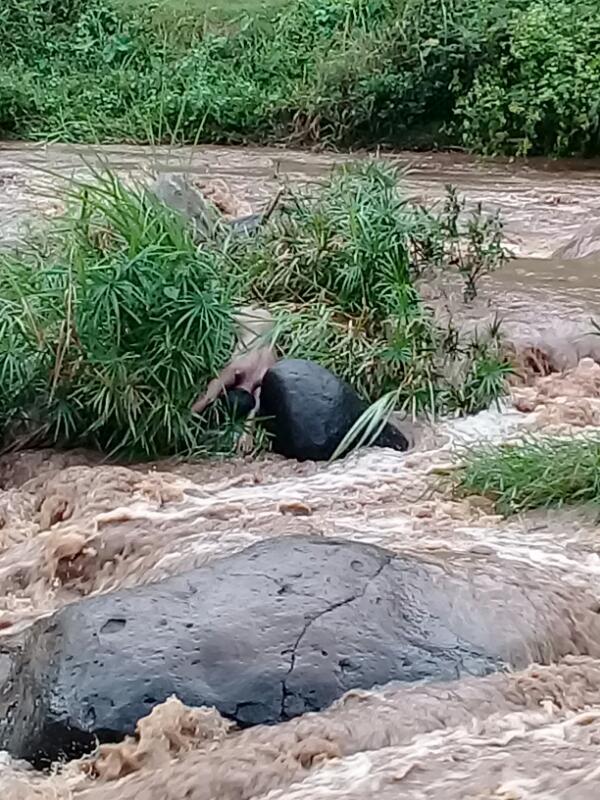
[3,142,600,363]
[1,143,600,798]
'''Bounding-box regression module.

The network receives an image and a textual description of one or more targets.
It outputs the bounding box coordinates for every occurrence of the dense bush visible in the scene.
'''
[0,0,598,155]
[0,163,511,458]
[458,1,600,156]
[0,173,239,457]
[247,164,511,413]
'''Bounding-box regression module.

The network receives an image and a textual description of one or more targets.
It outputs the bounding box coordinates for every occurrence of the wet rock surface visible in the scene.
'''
[222,387,257,418]
[150,173,225,242]
[0,534,595,768]
[259,359,409,461]
[0,537,548,764]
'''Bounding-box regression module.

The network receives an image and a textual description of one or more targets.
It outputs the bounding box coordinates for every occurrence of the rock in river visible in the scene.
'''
[150,173,225,242]
[0,536,594,767]
[552,220,600,261]
[259,358,409,461]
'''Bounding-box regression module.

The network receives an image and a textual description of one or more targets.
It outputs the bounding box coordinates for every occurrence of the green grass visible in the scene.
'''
[116,0,275,11]
[244,165,512,414]
[113,0,289,25]
[0,168,240,458]
[454,437,600,514]
[0,161,512,459]
[1,0,599,154]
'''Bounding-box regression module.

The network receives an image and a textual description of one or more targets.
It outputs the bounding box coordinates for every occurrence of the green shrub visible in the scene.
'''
[0,162,511,458]
[2,0,598,154]
[247,163,512,415]
[0,172,239,457]
[458,1,600,156]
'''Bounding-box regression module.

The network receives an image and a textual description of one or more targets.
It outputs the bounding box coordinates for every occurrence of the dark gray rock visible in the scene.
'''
[259,358,408,461]
[223,387,256,418]
[0,536,590,768]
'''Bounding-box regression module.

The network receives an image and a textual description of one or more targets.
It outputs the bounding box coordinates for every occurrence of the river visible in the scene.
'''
[1,143,600,798]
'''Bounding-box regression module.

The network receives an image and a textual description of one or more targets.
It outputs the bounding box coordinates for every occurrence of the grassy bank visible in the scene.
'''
[0,162,510,459]
[455,437,600,514]
[1,0,599,155]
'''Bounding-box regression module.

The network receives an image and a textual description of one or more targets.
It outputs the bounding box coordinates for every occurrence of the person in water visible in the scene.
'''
[190,345,276,415]
[191,308,276,450]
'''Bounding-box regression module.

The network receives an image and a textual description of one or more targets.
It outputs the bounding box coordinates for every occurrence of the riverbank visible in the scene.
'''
[2,0,599,156]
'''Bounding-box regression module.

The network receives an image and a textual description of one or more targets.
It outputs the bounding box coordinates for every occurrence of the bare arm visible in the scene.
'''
[191,347,276,415]
[191,362,240,414]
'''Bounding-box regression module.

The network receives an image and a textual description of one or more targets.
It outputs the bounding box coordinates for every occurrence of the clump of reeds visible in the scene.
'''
[453,436,600,514]
[249,162,512,418]
[0,161,511,459]
[0,168,241,457]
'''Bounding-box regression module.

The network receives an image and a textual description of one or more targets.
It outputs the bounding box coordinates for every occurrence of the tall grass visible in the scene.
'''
[248,164,512,417]
[0,161,511,459]
[328,387,401,461]
[454,437,600,514]
[1,0,598,154]
[0,170,240,457]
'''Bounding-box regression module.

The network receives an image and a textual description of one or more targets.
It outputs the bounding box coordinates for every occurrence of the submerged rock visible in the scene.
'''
[229,212,264,236]
[552,220,600,261]
[0,535,592,768]
[259,358,408,461]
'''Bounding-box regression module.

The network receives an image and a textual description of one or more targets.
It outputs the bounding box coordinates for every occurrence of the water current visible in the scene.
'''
[1,142,600,798]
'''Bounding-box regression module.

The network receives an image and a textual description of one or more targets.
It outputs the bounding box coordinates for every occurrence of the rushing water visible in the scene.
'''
[1,143,600,798]
[3,142,600,363]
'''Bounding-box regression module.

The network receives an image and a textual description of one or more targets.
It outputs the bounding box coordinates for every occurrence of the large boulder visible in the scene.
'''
[259,359,408,461]
[223,387,256,418]
[0,536,594,768]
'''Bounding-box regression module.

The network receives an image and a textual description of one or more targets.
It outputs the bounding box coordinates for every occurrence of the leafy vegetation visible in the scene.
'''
[458,1,600,156]
[247,165,511,415]
[454,436,600,514]
[0,0,599,155]
[0,162,511,458]
[0,170,240,457]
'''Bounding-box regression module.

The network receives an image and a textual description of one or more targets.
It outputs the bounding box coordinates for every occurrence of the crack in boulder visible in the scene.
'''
[280,557,391,717]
